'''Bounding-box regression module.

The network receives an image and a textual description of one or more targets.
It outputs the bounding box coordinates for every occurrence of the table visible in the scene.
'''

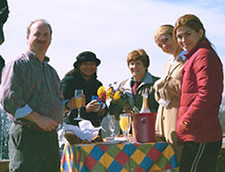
[0,160,9,172]
[60,141,178,172]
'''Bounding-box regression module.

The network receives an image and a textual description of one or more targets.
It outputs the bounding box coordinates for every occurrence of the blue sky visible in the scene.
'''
[0,0,225,88]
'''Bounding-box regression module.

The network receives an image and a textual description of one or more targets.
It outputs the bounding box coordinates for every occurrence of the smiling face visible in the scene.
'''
[27,20,52,58]
[175,26,203,52]
[174,14,205,53]
[128,59,146,81]
[79,61,97,80]
[156,33,179,55]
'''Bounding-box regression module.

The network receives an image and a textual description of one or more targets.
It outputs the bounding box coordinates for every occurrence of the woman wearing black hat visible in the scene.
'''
[61,51,106,127]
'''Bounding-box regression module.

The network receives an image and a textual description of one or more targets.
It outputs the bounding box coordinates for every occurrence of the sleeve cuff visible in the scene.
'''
[14,104,33,119]
[62,100,69,109]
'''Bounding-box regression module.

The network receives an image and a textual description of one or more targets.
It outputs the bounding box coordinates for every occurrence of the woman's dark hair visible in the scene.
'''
[173,14,206,42]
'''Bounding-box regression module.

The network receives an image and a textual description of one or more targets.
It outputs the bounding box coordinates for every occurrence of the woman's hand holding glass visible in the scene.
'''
[74,89,85,120]
[66,95,85,111]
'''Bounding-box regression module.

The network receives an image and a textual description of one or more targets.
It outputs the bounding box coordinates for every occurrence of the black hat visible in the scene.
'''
[73,51,101,68]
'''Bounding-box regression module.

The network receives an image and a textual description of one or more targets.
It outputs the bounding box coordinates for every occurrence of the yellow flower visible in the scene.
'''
[97,86,106,96]
[106,87,113,99]
[113,90,120,100]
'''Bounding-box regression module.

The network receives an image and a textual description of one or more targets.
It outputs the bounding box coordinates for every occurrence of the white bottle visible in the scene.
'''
[140,94,151,113]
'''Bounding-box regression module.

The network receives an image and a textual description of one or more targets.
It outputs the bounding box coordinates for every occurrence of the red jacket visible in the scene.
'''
[177,39,223,144]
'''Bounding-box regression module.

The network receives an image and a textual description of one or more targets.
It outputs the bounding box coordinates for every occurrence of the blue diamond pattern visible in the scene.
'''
[122,143,136,156]
[170,154,178,168]
[108,160,123,172]
[80,164,90,172]
[139,155,154,170]
[154,142,167,152]
[89,146,104,161]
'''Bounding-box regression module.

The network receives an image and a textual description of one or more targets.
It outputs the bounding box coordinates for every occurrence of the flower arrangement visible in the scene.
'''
[97,82,138,119]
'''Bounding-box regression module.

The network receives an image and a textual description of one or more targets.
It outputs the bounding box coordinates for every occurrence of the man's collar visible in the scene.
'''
[27,50,50,63]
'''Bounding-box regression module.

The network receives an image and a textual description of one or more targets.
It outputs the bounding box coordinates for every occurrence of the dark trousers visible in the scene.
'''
[8,123,60,172]
[179,140,222,172]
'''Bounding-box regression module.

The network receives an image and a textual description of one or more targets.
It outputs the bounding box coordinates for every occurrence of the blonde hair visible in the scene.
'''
[154,24,174,42]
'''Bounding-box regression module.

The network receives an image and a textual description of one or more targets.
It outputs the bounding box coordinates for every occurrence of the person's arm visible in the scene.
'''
[0,61,59,131]
[162,62,183,98]
[154,64,183,101]
[61,75,74,100]
[162,77,181,98]
[153,78,165,101]
[0,60,27,115]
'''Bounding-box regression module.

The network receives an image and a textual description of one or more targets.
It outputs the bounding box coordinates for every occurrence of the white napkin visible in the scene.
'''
[58,120,102,146]
[78,120,102,142]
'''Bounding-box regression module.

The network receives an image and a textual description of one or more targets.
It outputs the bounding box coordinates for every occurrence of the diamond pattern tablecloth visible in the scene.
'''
[61,142,178,172]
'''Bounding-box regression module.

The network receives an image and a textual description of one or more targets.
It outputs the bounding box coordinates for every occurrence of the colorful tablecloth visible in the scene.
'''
[61,142,178,172]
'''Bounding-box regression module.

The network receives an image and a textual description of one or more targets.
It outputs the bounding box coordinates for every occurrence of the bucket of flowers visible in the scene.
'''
[97,82,139,120]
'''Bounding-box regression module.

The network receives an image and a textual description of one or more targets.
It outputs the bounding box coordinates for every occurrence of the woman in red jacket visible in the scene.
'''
[174,14,223,172]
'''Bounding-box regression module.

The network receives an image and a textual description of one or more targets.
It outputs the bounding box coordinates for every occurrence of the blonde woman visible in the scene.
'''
[154,25,185,163]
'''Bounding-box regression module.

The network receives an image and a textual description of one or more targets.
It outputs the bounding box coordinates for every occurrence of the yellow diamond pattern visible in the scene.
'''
[98,153,114,168]
[130,148,146,164]
[151,163,161,171]
[121,168,128,172]
[116,144,125,150]
[163,146,174,159]
[82,146,94,154]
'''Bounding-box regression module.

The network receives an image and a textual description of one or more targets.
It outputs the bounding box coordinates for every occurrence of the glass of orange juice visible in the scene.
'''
[119,113,131,139]
[74,89,84,121]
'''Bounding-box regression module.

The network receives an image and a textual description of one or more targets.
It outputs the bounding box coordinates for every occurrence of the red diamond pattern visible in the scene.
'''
[84,154,98,170]
[114,151,129,166]
[147,146,161,161]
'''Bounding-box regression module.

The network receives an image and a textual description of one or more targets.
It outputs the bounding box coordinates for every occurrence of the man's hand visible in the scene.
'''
[25,111,58,132]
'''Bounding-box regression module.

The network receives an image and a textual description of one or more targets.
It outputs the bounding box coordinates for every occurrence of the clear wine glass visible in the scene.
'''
[74,89,84,121]
[119,113,131,141]
[108,115,116,138]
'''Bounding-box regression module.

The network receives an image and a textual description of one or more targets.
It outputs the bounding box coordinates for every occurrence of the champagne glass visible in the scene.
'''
[119,113,131,140]
[74,89,84,121]
[108,115,116,138]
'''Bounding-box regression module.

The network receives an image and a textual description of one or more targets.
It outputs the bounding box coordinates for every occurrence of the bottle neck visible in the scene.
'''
[140,94,151,113]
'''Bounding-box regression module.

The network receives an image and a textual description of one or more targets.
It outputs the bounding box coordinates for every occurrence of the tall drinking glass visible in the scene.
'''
[108,115,116,137]
[74,89,84,121]
[119,113,131,140]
